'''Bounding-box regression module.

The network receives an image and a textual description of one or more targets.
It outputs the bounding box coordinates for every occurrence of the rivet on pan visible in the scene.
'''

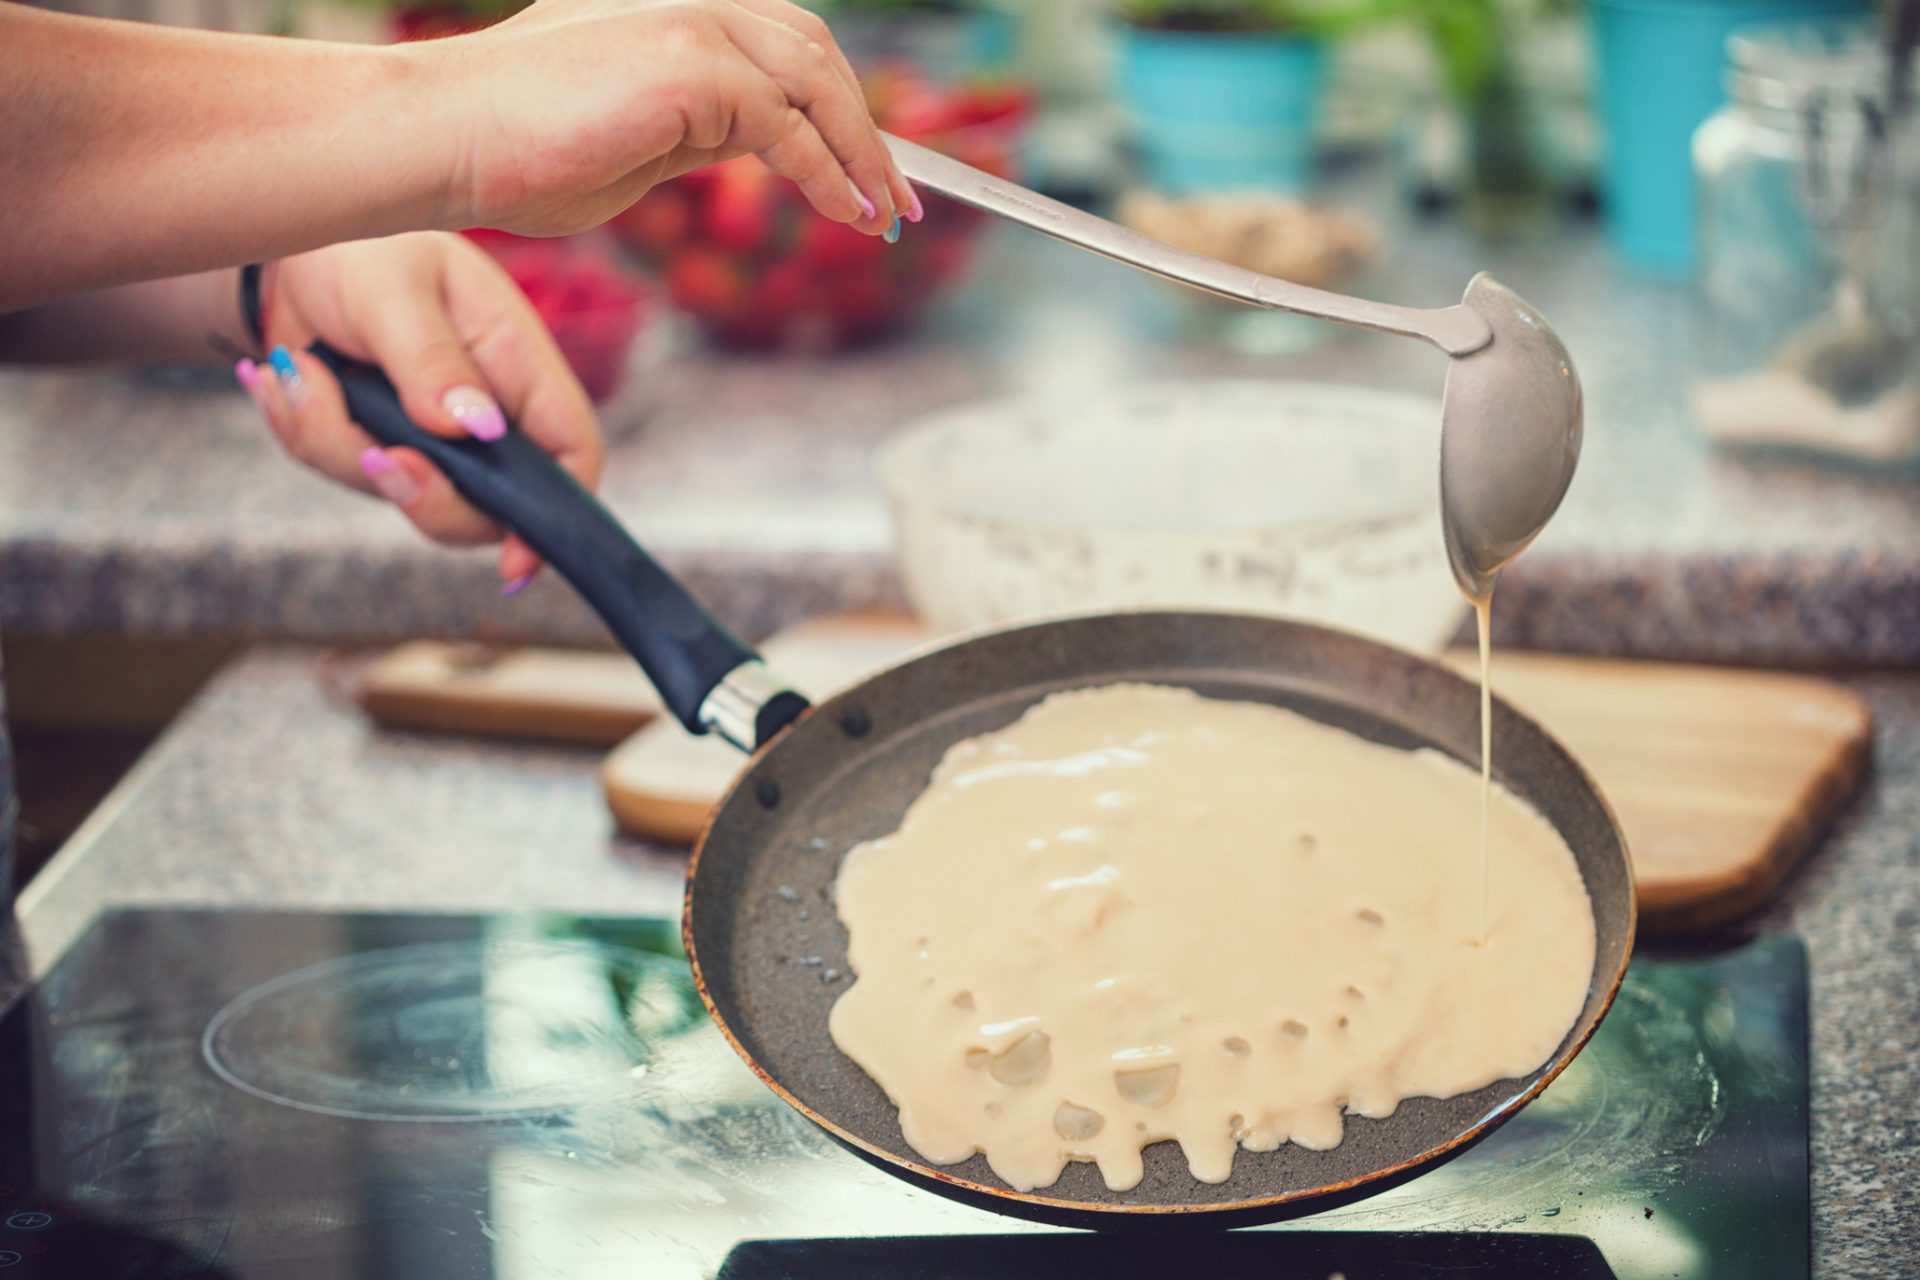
[756,779,781,808]
[840,707,872,738]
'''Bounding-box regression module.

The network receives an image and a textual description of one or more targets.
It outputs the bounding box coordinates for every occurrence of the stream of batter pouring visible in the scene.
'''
[1475,592,1493,947]
[829,683,1594,1193]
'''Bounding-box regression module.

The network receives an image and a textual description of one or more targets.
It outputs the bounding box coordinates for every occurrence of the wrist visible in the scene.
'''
[387,38,486,232]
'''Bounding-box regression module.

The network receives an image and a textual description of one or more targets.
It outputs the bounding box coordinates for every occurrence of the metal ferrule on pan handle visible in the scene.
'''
[700,662,794,753]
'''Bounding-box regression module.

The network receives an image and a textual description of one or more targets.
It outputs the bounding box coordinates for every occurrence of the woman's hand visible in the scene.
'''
[425,0,919,239]
[236,231,603,592]
[1,0,916,309]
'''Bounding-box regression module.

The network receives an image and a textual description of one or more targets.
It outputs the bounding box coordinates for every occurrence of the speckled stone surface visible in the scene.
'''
[0,647,1912,1272]
[4,212,1920,663]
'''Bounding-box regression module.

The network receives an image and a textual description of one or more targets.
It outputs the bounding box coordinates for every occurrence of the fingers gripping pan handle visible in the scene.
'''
[313,342,808,751]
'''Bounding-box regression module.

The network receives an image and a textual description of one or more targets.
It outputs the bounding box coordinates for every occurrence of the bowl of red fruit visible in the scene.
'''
[612,66,1032,351]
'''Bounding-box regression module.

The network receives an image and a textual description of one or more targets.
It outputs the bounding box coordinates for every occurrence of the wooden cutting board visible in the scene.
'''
[602,619,1873,932]
[1441,649,1873,934]
[361,640,662,745]
[362,617,1874,934]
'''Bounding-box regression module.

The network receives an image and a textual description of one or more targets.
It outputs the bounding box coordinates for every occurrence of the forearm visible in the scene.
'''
[0,6,462,311]
[0,267,251,365]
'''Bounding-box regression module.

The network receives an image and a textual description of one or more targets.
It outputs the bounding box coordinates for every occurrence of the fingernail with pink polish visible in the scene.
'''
[906,188,925,223]
[234,358,263,393]
[501,572,535,597]
[359,447,421,506]
[444,386,506,441]
[854,186,877,221]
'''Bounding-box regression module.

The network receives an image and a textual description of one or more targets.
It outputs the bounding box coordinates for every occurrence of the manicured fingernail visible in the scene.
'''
[268,345,308,409]
[906,188,925,223]
[443,386,506,441]
[883,215,902,245]
[854,188,877,221]
[358,447,420,506]
[501,572,535,597]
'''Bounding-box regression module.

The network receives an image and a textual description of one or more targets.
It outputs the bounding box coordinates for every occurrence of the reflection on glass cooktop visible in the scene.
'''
[717,1232,1620,1277]
[0,911,1807,1279]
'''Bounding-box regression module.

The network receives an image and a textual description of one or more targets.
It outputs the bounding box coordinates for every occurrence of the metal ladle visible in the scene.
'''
[884,135,1582,602]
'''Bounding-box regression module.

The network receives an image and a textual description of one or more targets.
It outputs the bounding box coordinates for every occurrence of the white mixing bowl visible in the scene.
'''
[877,380,1466,653]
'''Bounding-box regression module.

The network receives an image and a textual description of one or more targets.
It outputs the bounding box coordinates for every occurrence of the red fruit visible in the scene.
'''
[612,190,691,254]
[389,7,493,42]
[673,163,721,195]
[824,275,889,323]
[921,234,975,286]
[461,227,521,252]
[666,249,749,317]
[702,160,775,252]
[506,241,570,281]
[753,260,811,315]
[889,88,968,140]
[883,74,1032,151]
[794,213,884,272]
[949,83,1033,130]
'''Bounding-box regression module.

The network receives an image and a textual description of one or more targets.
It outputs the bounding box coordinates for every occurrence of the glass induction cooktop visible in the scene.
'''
[0,911,1807,1278]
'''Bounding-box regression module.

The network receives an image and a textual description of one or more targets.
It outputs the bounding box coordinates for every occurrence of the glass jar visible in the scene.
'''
[1693,21,1920,465]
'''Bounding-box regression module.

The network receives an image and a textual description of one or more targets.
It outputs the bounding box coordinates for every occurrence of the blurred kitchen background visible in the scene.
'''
[5,0,1918,892]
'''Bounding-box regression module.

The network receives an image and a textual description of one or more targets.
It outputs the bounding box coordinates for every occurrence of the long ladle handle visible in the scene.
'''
[312,342,807,751]
[884,133,1492,357]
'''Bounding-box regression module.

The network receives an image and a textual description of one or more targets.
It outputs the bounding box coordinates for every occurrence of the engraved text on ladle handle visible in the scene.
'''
[883,134,1493,357]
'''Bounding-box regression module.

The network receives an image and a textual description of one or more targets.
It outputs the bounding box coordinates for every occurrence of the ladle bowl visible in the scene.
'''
[1439,273,1583,601]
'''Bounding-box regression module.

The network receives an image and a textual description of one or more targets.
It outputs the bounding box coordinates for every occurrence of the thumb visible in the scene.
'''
[354,283,508,443]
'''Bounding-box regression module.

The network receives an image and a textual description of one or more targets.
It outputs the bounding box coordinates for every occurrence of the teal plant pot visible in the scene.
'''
[1589,0,1867,274]
[968,6,1019,72]
[829,8,1018,82]
[1115,27,1328,194]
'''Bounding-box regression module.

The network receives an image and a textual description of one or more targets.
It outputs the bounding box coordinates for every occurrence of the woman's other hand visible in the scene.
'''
[237,231,603,592]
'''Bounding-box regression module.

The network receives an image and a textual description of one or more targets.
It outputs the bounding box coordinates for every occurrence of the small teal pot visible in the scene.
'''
[829,8,1018,83]
[1115,26,1329,194]
[1589,0,1867,274]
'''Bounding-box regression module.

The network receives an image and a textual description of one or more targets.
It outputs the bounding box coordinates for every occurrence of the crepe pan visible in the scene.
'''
[317,347,1635,1231]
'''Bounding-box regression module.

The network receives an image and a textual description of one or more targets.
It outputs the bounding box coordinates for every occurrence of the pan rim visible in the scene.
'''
[682,607,1637,1219]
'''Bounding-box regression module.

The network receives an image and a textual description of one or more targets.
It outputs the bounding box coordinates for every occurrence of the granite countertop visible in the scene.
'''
[5,210,1920,665]
[1,646,1914,1272]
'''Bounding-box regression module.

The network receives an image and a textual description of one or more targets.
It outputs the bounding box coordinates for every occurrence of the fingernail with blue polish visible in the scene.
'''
[501,572,535,597]
[883,215,902,245]
[444,386,507,441]
[267,345,308,409]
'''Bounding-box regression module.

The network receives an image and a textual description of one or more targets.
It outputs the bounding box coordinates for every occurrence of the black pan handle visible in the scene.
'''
[312,342,808,750]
